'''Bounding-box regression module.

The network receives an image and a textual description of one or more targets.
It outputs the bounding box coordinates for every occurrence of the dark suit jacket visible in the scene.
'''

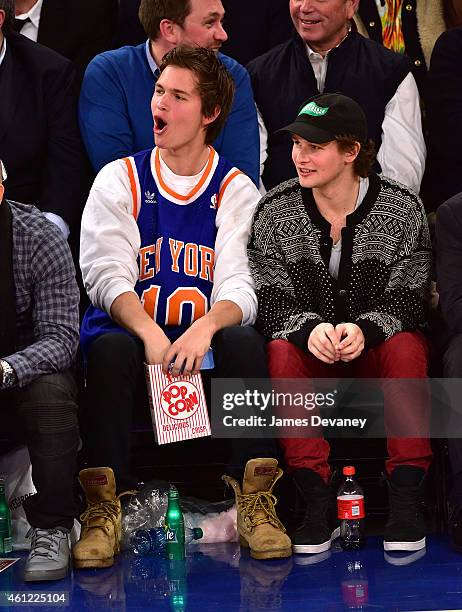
[221,0,293,66]
[0,32,89,229]
[425,27,462,210]
[116,0,145,48]
[37,0,118,82]
[436,192,462,336]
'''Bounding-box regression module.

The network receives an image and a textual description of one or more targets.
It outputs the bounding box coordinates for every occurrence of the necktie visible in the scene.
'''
[13,17,30,33]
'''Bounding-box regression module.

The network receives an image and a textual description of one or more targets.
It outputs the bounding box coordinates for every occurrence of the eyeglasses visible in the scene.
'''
[0,160,7,182]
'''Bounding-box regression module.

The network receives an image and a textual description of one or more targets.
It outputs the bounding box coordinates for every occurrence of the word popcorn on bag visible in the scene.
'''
[145,364,211,444]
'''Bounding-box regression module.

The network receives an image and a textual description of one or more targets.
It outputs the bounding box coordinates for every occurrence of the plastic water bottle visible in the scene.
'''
[131,527,166,556]
[0,479,12,555]
[183,506,238,543]
[337,466,366,551]
[131,526,203,556]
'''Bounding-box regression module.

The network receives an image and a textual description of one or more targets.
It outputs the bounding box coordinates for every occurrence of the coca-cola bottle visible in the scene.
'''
[337,466,366,551]
[341,558,369,608]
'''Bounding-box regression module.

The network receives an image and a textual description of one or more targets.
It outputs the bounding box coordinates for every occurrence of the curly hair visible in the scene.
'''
[336,135,376,178]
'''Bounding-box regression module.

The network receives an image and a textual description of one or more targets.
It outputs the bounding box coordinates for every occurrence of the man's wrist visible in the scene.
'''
[140,325,169,348]
[0,359,17,388]
[192,314,217,338]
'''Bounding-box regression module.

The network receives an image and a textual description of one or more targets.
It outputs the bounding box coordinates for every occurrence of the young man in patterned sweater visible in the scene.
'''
[248,93,432,555]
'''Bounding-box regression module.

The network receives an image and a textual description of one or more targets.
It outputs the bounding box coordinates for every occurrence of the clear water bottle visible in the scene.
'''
[131,526,203,556]
[337,466,365,551]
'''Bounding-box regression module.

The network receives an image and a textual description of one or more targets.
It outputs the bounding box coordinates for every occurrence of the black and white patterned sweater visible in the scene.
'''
[248,173,432,352]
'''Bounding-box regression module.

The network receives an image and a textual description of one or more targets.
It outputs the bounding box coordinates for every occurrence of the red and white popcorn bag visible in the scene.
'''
[145,364,211,445]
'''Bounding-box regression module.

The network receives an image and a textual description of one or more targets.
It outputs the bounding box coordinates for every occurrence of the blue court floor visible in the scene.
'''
[1,536,462,611]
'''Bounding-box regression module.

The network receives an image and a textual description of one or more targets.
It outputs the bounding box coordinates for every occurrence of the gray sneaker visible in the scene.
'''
[24,527,70,582]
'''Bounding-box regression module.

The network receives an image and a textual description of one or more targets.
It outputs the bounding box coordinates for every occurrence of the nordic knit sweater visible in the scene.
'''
[248,173,432,352]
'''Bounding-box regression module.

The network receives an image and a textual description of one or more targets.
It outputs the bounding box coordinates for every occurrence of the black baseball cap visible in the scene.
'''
[277,93,368,144]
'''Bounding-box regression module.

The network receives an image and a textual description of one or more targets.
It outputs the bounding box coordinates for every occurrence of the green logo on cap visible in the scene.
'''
[299,101,328,117]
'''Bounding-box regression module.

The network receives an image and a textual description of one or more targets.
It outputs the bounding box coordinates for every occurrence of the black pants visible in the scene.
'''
[443,333,462,505]
[1,371,80,530]
[82,327,278,490]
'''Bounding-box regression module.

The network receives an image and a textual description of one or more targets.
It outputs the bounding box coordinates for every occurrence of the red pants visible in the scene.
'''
[267,332,433,481]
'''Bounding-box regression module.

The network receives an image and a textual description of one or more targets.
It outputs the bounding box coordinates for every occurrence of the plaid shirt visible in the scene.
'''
[3,200,79,388]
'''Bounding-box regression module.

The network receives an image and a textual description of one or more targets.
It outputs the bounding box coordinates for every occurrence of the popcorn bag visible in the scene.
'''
[145,364,211,444]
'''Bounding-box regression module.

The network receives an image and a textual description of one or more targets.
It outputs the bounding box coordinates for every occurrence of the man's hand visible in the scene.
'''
[110,292,172,364]
[308,323,341,364]
[162,317,214,376]
[335,323,365,362]
[144,333,171,366]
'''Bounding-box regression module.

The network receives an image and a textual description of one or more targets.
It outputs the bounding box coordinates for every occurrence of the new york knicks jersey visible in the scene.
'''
[80,147,240,357]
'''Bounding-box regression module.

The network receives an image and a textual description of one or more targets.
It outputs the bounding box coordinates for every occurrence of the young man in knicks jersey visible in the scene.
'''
[75,47,286,569]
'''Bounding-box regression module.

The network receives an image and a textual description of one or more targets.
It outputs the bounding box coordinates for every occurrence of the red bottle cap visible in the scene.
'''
[343,466,356,476]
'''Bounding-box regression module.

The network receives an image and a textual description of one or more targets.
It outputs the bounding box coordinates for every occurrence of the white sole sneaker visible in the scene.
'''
[292,526,340,554]
[384,548,426,566]
[24,556,70,582]
[294,550,332,565]
[383,537,426,552]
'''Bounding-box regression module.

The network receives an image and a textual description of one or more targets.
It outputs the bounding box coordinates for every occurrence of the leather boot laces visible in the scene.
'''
[237,491,285,532]
[80,491,136,554]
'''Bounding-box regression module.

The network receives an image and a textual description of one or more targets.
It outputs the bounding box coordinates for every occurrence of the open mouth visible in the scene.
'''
[154,116,168,134]
[298,168,316,175]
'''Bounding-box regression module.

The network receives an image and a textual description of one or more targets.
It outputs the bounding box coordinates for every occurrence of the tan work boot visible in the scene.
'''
[223,458,292,560]
[73,467,132,569]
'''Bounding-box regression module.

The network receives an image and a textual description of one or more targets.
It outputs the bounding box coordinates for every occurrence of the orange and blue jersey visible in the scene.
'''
[80,147,237,358]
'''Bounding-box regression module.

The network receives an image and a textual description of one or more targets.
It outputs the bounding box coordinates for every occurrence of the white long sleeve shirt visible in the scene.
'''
[13,0,43,42]
[80,148,260,327]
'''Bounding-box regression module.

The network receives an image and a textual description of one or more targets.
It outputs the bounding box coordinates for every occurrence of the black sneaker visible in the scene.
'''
[448,503,462,553]
[383,466,426,552]
[291,469,339,554]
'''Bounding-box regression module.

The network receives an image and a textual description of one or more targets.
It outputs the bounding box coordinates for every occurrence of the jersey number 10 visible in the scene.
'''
[141,285,208,327]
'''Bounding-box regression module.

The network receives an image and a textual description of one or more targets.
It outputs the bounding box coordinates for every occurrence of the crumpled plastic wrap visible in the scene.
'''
[122,480,238,550]
[121,480,169,550]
